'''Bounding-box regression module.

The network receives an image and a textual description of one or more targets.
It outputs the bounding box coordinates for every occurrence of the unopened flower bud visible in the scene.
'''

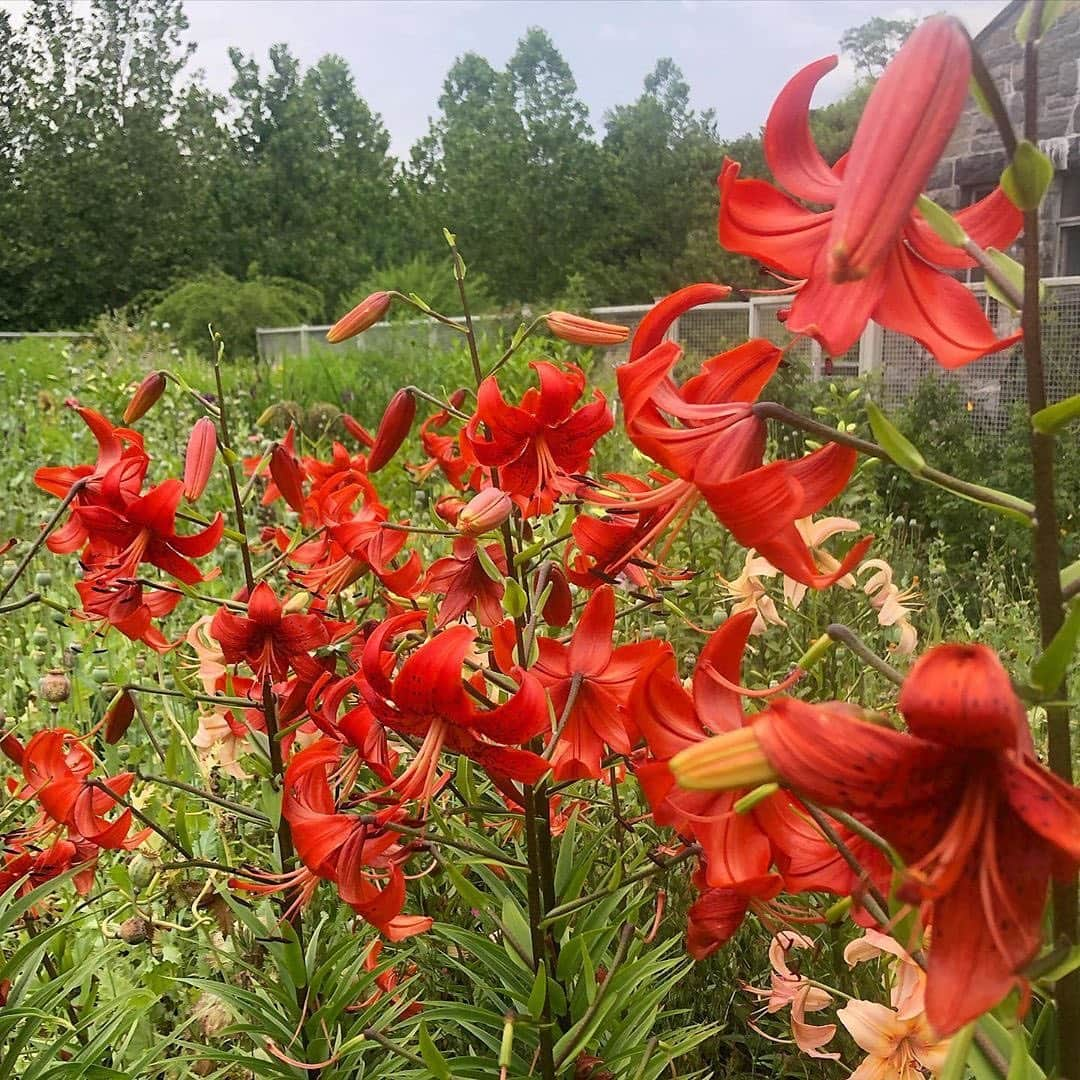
[183,417,218,501]
[128,853,156,890]
[104,690,135,744]
[123,371,166,423]
[0,731,24,766]
[39,669,72,703]
[282,591,311,614]
[367,389,416,473]
[545,311,630,346]
[542,566,573,627]
[669,727,777,791]
[457,488,512,536]
[448,388,468,410]
[269,444,306,513]
[326,291,392,344]
[435,494,466,525]
[342,414,375,447]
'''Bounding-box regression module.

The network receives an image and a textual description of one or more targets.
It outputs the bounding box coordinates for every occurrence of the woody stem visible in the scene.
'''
[1016,10,1080,1073]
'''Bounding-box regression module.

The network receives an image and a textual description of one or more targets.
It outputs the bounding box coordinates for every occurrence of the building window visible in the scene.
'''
[1059,173,1080,277]
[961,185,996,283]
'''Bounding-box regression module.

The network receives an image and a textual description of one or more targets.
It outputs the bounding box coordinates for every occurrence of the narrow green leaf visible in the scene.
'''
[866,400,926,474]
[441,857,488,912]
[474,543,503,582]
[419,1020,453,1080]
[1032,392,1080,434]
[1002,140,1055,210]
[1030,600,1080,693]
[1017,0,1065,41]
[938,1022,976,1080]
[1006,1025,1030,1080]
[526,961,547,1019]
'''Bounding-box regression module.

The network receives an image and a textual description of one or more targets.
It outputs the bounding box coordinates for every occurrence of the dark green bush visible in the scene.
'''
[148,271,324,357]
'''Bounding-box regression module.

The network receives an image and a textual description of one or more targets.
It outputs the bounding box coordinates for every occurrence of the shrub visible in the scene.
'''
[147,271,324,357]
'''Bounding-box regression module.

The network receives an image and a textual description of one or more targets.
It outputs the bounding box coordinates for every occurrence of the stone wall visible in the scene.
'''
[925,0,1080,274]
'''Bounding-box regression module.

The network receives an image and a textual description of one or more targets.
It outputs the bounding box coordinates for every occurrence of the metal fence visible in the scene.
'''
[248,274,1076,437]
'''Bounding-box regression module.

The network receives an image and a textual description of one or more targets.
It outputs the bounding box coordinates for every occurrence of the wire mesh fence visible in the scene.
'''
[253,277,1080,438]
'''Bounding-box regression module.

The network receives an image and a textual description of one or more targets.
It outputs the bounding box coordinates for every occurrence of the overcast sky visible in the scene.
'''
[7,0,1006,155]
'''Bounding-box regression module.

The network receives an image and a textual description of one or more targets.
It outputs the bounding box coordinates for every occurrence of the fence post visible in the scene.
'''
[299,325,310,359]
[748,298,761,340]
[858,320,883,378]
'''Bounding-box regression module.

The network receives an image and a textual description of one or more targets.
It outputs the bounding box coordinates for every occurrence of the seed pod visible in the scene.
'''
[39,669,72,703]
[117,916,153,945]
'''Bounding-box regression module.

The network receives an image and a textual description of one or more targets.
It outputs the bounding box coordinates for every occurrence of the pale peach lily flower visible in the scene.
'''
[745,931,839,1059]
[783,516,860,609]
[720,552,785,634]
[192,709,251,779]
[859,560,920,657]
[839,929,950,1079]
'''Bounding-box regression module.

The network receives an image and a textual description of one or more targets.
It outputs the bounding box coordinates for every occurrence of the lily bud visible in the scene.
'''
[326,291,392,344]
[104,690,135,744]
[545,311,630,346]
[542,566,572,627]
[669,727,778,791]
[183,417,218,502]
[367,389,416,473]
[124,371,166,423]
[342,414,375,447]
[448,388,468,410]
[827,16,971,283]
[457,488,512,536]
[270,444,307,514]
[435,494,466,526]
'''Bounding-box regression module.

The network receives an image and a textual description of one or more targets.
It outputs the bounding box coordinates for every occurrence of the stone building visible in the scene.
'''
[926,0,1080,276]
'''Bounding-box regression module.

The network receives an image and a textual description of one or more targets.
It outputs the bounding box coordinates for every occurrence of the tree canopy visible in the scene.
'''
[0,1,908,331]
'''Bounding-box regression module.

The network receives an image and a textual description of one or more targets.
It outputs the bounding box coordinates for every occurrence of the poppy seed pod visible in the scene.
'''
[326,291,392,344]
[457,488,512,536]
[123,371,166,423]
[183,417,218,502]
[104,690,136,744]
[545,311,630,347]
[269,444,307,514]
[367,389,416,473]
[39,669,72,703]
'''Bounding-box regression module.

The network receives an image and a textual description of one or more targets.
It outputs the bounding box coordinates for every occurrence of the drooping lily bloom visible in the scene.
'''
[272,739,431,939]
[361,613,550,804]
[631,609,789,892]
[717,18,1023,369]
[465,362,613,516]
[35,404,150,555]
[77,477,224,585]
[616,286,871,588]
[408,394,483,490]
[529,585,665,781]
[19,730,147,851]
[0,838,88,899]
[74,577,182,651]
[670,643,1080,1034]
[210,582,340,684]
[424,537,507,628]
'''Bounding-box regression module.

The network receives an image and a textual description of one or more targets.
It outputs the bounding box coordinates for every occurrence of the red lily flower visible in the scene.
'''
[361,613,550,803]
[35,404,149,555]
[0,838,84,900]
[530,585,664,781]
[717,18,1022,369]
[211,582,338,684]
[408,396,483,490]
[74,577,181,652]
[425,537,507,628]
[269,739,432,940]
[632,610,789,892]
[77,477,224,585]
[19,730,147,850]
[617,286,871,587]
[670,643,1080,1034]
[465,362,613,516]
[685,863,782,960]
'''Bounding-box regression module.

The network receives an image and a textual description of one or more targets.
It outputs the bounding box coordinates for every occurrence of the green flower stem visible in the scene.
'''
[825,623,905,687]
[0,476,88,604]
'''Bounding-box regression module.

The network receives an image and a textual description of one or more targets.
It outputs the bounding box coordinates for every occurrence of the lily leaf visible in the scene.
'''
[1032,392,1080,434]
[866,400,926,474]
[1002,140,1055,211]
[1030,599,1080,694]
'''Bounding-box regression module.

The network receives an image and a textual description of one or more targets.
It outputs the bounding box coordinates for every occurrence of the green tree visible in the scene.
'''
[840,16,917,79]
